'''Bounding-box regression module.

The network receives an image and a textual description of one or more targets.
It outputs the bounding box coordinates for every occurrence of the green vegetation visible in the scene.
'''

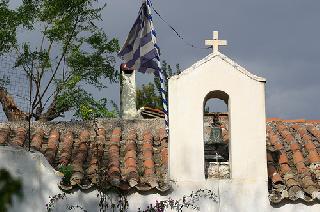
[58,165,73,186]
[136,61,180,110]
[0,169,23,212]
[0,0,119,121]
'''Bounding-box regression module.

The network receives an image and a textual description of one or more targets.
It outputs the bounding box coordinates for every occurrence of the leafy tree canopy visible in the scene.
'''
[136,61,180,110]
[0,0,120,121]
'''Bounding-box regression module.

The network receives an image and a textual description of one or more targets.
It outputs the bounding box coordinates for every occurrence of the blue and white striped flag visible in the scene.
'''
[118,0,169,133]
[118,0,160,74]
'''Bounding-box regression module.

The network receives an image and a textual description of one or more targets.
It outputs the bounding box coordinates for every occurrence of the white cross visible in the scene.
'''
[205,31,228,54]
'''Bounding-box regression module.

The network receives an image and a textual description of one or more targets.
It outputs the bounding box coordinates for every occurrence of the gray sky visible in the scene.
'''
[102,0,320,120]
[2,0,320,120]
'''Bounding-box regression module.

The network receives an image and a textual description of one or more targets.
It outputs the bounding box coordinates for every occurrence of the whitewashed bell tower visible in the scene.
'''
[168,31,267,182]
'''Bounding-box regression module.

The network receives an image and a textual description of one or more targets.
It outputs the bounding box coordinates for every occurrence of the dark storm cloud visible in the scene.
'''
[101,0,320,119]
[8,0,320,120]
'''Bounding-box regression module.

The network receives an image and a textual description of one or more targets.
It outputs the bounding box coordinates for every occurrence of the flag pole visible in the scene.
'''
[148,0,169,134]
[157,60,169,134]
[118,0,169,134]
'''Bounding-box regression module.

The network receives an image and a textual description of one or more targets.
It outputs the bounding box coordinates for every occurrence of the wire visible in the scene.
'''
[150,4,211,50]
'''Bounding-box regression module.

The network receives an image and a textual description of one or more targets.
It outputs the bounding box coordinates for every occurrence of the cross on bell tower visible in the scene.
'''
[205,31,227,54]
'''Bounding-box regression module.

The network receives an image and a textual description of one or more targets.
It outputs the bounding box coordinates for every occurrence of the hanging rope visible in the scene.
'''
[150,3,211,50]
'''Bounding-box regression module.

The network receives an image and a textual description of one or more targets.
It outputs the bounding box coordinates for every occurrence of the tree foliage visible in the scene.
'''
[0,169,23,212]
[136,61,180,110]
[138,189,218,212]
[136,83,162,110]
[0,0,119,121]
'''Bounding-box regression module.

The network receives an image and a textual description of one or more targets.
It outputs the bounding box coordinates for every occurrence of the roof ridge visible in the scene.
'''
[170,52,266,82]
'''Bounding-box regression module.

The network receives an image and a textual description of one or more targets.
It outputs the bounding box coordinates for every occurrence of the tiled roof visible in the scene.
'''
[0,119,169,192]
[210,116,320,203]
[0,117,319,203]
[139,107,164,119]
[266,119,320,203]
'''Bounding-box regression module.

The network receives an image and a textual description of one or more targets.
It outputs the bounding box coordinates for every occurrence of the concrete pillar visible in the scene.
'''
[120,64,137,119]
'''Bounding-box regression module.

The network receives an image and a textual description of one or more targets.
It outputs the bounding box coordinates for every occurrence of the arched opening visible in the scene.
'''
[203,91,230,179]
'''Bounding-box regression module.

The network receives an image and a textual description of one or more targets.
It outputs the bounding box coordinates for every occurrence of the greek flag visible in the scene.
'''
[118,0,169,133]
[118,0,160,74]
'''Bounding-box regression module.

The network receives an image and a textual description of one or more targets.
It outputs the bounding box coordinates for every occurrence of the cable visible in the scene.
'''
[150,3,211,50]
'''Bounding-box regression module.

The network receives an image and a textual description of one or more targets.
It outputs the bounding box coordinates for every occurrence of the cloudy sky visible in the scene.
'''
[101,0,320,120]
[2,0,320,121]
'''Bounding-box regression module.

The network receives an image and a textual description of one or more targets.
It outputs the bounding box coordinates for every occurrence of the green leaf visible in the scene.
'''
[58,165,73,185]
[56,88,117,120]
[0,0,120,121]
[0,0,19,53]
[0,169,23,212]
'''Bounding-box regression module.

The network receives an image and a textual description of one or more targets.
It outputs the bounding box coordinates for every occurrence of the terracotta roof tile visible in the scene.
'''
[70,130,89,186]
[12,127,26,147]
[304,140,317,151]
[283,119,306,123]
[124,130,139,187]
[305,120,320,124]
[280,163,291,174]
[59,131,74,166]
[278,152,289,164]
[46,129,60,165]
[140,107,165,119]
[267,120,320,203]
[267,129,284,151]
[108,128,121,186]
[292,125,320,164]
[159,127,167,141]
[307,126,320,140]
[1,116,318,202]
[0,128,9,145]
[272,173,283,185]
[308,149,320,163]
[292,151,304,165]
[142,130,155,177]
[0,119,169,192]
[267,152,284,186]
[31,129,44,151]
[266,118,282,122]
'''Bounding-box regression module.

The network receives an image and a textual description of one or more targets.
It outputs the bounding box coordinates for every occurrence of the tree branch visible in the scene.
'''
[0,87,29,121]
[37,96,69,122]
[33,19,79,111]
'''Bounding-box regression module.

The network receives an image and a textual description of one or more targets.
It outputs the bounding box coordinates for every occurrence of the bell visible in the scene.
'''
[206,124,223,144]
[204,113,225,162]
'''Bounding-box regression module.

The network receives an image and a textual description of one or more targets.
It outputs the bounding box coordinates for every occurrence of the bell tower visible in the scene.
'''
[168,31,267,182]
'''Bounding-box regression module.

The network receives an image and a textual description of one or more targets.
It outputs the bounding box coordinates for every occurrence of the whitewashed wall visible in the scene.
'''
[166,52,320,212]
[120,70,137,119]
[168,52,267,182]
[0,147,319,212]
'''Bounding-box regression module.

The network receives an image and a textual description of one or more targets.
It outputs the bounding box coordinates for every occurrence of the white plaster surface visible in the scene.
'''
[165,52,320,211]
[0,147,319,211]
[169,52,267,182]
[120,70,137,119]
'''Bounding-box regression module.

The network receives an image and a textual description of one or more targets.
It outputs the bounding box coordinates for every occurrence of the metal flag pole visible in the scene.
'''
[147,0,169,134]
[156,60,169,134]
[118,0,169,133]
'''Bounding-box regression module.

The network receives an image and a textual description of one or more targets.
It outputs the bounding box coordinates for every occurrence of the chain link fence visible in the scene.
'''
[0,52,30,122]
